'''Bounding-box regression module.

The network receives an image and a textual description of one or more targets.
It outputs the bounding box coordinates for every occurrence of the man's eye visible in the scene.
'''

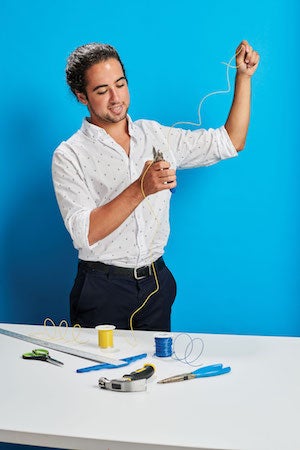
[116,83,125,88]
[97,90,108,95]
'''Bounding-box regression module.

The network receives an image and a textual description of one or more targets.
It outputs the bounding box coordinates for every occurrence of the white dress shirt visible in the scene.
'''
[52,117,237,267]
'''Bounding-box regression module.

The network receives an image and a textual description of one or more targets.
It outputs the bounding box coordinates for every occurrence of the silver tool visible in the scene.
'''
[0,327,121,366]
[98,377,147,392]
[153,147,164,162]
[152,147,176,194]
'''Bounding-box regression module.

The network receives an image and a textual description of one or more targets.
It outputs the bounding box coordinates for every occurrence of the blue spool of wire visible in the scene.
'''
[154,333,173,357]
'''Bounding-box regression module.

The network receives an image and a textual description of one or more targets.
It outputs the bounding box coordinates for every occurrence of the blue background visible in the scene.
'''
[1,0,299,345]
[0,0,299,448]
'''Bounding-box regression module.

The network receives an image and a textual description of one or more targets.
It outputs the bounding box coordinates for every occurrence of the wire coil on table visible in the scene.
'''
[173,333,204,366]
[154,332,204,366]
[154,333,173,357]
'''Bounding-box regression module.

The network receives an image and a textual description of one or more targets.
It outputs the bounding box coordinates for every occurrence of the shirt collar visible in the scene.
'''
[80,115,136,141]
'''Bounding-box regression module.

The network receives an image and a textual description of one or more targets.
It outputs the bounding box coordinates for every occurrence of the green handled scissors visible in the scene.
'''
[22,348,64,367]
[157,363,231,384]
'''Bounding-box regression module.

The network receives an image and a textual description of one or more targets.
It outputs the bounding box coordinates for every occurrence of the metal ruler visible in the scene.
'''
[0,327,121,366]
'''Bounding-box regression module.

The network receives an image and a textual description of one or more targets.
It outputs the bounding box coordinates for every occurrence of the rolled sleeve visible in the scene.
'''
[164,124,238,168]
[218,126,238,159]
[52,146,97,251]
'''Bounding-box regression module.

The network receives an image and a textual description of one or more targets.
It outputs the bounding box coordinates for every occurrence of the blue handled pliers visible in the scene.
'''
[157,363,231,384]
[76,353,147,373]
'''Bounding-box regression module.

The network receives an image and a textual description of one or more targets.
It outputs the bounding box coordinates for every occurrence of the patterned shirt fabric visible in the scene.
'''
[52,116,237,268]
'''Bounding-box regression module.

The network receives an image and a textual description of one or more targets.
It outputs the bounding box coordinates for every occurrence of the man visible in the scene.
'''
[52,41,259,331]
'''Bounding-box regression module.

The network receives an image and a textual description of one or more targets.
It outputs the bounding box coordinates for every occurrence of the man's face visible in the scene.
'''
[76,58,130,128]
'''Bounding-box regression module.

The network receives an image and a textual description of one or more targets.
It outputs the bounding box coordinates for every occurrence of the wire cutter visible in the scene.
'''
[22,348,64,367]
[152,147,176,193]
[157,363,231,384]
[153,146,164,162]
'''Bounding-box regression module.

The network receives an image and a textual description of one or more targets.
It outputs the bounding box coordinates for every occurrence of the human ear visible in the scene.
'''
[76,91,88,105]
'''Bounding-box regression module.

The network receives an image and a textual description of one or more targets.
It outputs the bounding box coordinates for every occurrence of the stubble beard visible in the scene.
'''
[89,102,129,126]
[105,107,128,124]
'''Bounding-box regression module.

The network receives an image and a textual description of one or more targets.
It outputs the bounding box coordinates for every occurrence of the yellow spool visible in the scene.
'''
[95,325,115,348]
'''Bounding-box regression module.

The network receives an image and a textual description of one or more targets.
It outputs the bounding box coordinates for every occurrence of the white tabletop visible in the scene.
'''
[1,323,300,450]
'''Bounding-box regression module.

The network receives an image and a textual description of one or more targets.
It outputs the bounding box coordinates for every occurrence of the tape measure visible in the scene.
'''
[0,327,121,366]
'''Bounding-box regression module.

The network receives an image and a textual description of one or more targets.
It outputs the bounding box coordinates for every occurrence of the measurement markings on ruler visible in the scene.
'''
[0,327,121,366]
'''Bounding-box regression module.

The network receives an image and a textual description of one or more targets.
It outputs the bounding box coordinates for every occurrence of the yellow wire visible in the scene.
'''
[128,161,162,334]
[31,318,88,345]
[129,261,160,331]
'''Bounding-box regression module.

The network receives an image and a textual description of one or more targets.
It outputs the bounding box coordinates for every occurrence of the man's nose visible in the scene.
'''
[109,87,120,102]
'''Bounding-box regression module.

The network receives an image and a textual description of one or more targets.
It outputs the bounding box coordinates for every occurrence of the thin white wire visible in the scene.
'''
[128,49,240,344]
[169,50,239,133]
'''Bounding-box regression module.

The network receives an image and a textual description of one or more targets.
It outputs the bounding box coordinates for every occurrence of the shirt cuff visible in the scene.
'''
[220,126,238,158]
[68,209,98,251]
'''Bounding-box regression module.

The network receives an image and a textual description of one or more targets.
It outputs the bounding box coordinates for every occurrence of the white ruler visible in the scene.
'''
[0,327,121,366]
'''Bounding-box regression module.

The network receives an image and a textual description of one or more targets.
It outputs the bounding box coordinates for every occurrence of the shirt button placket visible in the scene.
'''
[129,152,146,264]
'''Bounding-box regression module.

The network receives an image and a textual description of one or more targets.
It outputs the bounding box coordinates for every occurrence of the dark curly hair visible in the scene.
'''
[66,43,127,97]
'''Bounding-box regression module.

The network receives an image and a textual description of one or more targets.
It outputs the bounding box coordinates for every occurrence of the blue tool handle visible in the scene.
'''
[77,363,118,373]
[123,353,147,364]
[76,353,147,373]
[195,364,231,378]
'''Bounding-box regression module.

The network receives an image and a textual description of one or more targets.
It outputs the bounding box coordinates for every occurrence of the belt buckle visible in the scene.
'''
[133,264,152,280]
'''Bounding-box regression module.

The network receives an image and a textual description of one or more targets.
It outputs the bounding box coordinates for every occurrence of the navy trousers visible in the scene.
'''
[70,260,177,331]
